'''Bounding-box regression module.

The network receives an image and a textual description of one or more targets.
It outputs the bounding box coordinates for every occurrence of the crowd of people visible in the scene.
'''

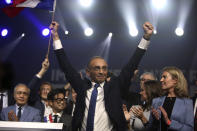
[0,21,196,131]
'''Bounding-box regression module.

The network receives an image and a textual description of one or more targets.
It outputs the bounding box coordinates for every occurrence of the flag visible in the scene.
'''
[1,0,55,18]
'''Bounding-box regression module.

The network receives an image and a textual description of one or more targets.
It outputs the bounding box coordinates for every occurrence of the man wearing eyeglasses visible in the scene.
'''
[50,21,154,131]
[0,83,41,122]
[47,88,72,131]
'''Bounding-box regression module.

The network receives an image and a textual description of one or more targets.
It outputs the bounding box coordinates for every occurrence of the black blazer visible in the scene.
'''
[60,112,72,131]
[65,100,74,116]
[7,89,14,106]
[28,76,45,121]
[55,46,146,131]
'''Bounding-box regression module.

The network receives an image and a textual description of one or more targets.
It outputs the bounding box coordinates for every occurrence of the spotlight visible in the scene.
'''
[84,27,93,37]
[152,0,167,9]
[109,32,113,37]
[65,30,69,35]
[42,28,50,36]
[129,28,138,37]
[79,0,93,7]
[5,0,12,4]
[153,30,157,34]
[175,27,184,36]
[21,33,25,37]
[1,29,8,37]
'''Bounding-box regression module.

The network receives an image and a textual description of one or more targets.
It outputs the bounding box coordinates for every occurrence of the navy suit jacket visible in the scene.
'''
[1,105,41,122]
[148,96,194,131]
[55,44,146,131]
[28,76,45,121]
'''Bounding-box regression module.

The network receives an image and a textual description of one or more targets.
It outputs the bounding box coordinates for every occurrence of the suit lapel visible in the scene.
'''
[84,78,92,91]
[12,105,17,114]
[170,98,180,120]
[20,106,29,121]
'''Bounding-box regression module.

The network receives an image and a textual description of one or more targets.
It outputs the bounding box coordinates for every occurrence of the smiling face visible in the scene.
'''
[160,71,177,91]
[52,93,66,113]
[40,83,52,100]
[14,84,29,106]
[86,58,108,83]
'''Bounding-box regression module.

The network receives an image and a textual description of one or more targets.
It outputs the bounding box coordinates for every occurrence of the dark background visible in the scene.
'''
[0,0,196,89]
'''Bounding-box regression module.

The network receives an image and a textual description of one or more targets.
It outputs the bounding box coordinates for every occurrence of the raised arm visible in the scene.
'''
[118,22,154,100]
[28,58,50,103]
[50,21,84,94]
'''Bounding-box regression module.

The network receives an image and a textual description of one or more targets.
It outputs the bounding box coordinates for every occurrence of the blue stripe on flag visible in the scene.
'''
[36,0,54,11]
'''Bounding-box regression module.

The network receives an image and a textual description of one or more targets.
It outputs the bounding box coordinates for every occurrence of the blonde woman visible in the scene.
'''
[148,66,194,131]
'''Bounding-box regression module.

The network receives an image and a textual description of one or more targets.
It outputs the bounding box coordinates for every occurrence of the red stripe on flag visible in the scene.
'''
[2,7,24,18]
[13,0,27,6]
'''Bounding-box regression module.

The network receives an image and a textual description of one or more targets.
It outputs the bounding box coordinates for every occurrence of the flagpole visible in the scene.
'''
[46,0,57,59]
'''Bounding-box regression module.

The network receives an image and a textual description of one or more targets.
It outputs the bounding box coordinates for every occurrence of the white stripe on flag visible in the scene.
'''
[16,0,40,8]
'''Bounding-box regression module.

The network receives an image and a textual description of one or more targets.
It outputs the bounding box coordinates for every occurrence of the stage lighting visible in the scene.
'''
[129,28,138,37]
[42,28,50,36]
[5,0,12,4]
[79,0,93,7]
[1,29,8,37]
[21,33,25,37]
[153,30,157,34]
[109,32,113,37]
[175,27,184,36]
[152,0,167,9]
[65,30,69,35]
[84,27,93,36]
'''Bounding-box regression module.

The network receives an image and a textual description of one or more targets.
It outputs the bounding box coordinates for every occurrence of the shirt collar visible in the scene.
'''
[92,81,105,88]
[0,91,8,95]
[15,104,27,110]
[52,111,63,117]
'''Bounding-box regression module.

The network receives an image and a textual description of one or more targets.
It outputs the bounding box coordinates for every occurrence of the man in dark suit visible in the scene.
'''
[47,88,72,131]
[28,58,53,121]
[50,21,154,131]
[1,83,41,122]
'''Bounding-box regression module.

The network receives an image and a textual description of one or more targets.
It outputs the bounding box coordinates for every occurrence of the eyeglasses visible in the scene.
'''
[53,98,67,103]
[16,91,29,96]
[91,66,108,72]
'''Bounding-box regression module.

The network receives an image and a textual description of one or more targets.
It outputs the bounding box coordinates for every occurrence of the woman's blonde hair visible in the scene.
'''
[162,66,188,98]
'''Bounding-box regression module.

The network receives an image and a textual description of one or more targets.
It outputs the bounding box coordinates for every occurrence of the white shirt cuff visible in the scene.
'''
[36,74,42,79]
[53,40,63,50]
[138,38,150,50]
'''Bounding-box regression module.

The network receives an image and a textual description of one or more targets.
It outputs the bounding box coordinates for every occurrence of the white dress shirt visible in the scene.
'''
[46,111,63,123]
[53,37,150,130]
[81,82,113,131]
[16,104,27,115]
[194,98,197,115]
[41,100,53,117]
[0,91,8,108]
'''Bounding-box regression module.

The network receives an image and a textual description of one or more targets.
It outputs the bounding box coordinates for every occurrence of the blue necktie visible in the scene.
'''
[86,83,100,131]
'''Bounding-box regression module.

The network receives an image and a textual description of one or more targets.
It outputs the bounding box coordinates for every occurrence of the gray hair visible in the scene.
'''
[140,72,157,80]
[14,83,30,95]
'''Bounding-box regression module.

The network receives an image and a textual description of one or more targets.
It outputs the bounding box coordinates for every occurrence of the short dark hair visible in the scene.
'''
[47,88,66,101]
[87,56,105,69]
